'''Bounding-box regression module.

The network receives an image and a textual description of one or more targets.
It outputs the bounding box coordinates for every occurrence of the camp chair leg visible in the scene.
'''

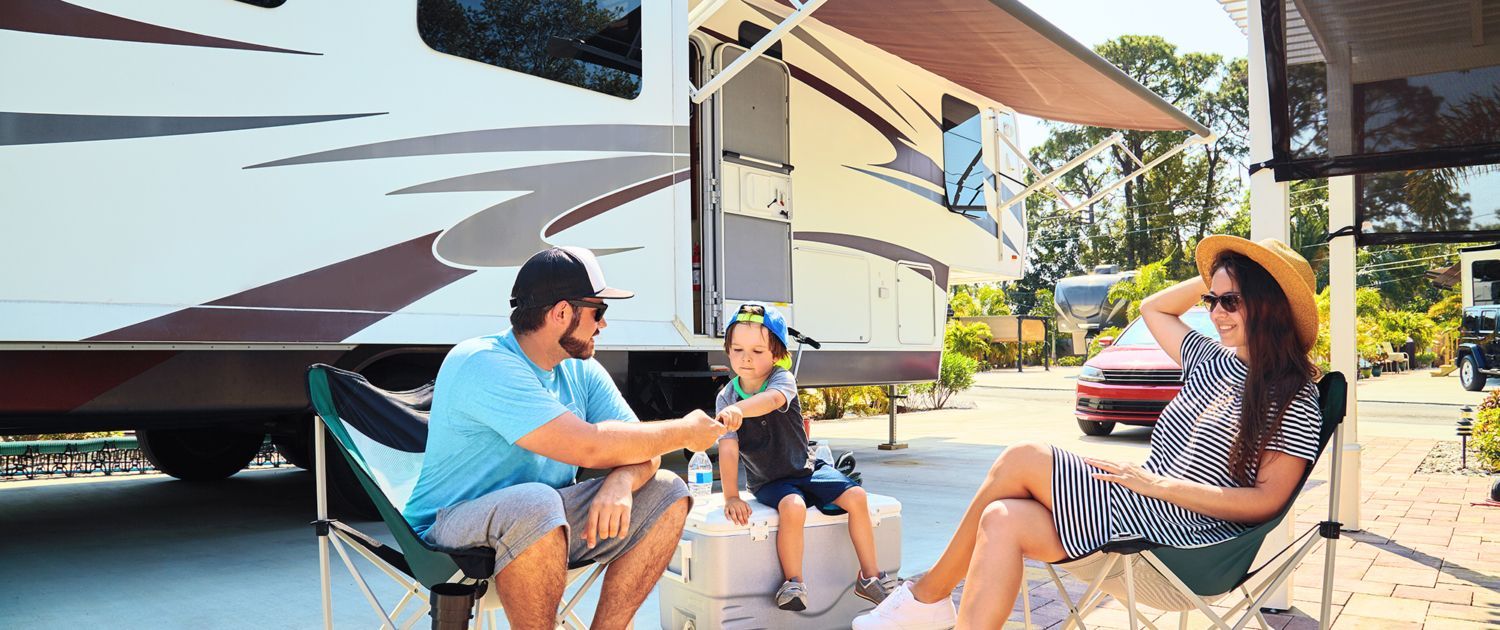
[556,563,607,629]
[330,533,401,630]
[1139,552,1233,630]
[316,418,334,630]
[1122,558,1140,630]
[1022,572,1033,629]
[1050,555,1119,630]
[1179,611,1189,630]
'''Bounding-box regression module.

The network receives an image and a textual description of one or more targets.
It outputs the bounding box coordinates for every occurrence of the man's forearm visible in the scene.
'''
[605,456,661,492]
[583,419,693,468]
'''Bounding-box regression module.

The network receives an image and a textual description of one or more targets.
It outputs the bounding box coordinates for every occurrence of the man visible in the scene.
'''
[405,246,729,630]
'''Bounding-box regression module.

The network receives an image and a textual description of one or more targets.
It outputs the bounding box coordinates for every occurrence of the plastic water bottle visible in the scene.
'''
[688,451,713,499]
[813,442,833,466]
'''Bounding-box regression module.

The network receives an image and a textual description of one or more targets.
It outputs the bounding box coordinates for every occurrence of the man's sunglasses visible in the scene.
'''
[1200,292,1244,313]
[566,299,608,322]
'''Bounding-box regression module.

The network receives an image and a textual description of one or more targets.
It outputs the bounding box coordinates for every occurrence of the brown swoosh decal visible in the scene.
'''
[1,0,318,55]
[89,232,472,343]
[0,350,175,414]
[795,231,949,290]
[544,170,690,237]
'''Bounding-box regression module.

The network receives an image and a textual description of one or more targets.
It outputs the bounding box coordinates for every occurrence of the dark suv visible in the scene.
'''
[1458,305,1500,390]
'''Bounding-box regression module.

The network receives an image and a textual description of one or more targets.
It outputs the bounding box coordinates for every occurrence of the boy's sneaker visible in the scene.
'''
[851,581,956,630]
[775,579,808,611]
[854,571,902,604]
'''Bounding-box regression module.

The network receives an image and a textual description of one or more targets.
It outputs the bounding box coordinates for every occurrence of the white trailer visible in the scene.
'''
[0,0,1204,482]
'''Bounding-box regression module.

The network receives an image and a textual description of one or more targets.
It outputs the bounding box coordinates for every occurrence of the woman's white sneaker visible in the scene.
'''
[851,581,957,630]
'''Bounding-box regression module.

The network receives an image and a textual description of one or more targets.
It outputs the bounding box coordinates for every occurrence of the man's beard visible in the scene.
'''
[558,311,595,359]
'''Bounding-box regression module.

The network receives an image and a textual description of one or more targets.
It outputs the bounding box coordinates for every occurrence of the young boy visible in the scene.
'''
[714,303,899,611]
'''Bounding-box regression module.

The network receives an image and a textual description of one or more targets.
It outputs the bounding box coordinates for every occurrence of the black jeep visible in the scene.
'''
[1457,305,1500,390]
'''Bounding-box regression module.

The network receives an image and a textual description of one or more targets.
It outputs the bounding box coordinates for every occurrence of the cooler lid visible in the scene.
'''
[683,492,901,536]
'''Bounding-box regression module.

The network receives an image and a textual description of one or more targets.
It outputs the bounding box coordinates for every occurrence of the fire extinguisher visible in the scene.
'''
[692,243,702,293]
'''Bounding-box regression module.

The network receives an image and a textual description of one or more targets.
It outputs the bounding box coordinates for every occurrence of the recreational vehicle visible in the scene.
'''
[0,0,1206,494]
[1054,265,1136,354]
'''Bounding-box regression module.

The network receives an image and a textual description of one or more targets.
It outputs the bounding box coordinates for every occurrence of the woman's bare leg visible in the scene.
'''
[955,499,1067,629]
[909,441,1059,603]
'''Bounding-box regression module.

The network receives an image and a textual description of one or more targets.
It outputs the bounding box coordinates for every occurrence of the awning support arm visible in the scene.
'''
[994,132,1123,214]
[1069,134,1214,210]
[689,0,829,104]
[994,131,1215,216]
[687,0,731,32]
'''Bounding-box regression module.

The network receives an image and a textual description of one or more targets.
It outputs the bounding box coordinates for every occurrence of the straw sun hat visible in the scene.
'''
[1194,235,1319,348]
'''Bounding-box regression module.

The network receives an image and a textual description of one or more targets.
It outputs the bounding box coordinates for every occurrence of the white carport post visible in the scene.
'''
[1246,0,1295,610]
[1324,41,1362,533]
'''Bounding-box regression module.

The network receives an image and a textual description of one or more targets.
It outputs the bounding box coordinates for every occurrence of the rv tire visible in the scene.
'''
[138,427,265,481]
[1077,419,1116,437]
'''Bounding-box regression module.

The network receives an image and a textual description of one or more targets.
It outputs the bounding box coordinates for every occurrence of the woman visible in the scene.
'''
[854,236,1325,630]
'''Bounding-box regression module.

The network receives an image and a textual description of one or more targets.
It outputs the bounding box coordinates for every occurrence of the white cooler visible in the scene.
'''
[658,492,902,630]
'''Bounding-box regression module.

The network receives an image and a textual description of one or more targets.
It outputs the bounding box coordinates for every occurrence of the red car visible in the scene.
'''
[1074,307,1219,436]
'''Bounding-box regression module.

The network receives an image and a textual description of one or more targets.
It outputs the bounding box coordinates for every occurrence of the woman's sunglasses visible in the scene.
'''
[1200,292,1244,313]
[566,299,608,322]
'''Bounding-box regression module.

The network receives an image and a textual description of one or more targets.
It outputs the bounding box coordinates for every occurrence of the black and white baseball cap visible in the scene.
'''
[510,246,634,309]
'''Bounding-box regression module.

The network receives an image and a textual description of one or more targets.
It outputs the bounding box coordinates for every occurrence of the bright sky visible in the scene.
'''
[1012,0,1247,151]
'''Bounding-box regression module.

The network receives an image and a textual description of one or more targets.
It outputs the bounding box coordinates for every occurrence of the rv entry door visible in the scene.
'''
[707,43,792,335]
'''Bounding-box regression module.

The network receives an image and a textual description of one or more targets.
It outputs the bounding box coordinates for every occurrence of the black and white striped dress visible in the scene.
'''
[1052,330,1323,560]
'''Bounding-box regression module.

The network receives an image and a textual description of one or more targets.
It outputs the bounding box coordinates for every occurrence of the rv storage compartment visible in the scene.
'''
[658,493,902,630]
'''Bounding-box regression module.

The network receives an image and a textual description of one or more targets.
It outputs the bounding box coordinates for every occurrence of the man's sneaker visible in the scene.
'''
[851,581,956,630]
[775,579,808,611]
[854,571,902,604]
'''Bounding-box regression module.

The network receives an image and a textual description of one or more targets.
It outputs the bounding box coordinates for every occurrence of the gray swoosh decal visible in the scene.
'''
[0,111,383,146]
[846,166,945,206]
[1002,231,1020,257]
[248,124,686,169]
[394,155,685,267]
[900,86,941,130]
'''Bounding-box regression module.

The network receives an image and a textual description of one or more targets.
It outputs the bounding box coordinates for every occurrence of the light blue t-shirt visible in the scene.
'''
[405,329,637,535]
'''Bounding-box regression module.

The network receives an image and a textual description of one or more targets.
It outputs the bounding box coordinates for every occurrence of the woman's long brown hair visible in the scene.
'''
[1213,252,1316,485]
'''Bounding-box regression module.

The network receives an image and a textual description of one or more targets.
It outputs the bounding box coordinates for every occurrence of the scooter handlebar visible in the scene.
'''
[787,327,821,350]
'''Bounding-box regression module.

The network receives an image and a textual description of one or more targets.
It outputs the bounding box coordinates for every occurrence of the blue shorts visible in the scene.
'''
[752,460,861,516]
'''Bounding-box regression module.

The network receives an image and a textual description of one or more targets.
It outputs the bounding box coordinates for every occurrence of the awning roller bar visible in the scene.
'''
[689,0,829,104]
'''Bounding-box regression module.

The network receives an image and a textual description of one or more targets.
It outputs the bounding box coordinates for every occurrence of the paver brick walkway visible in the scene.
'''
[950,437,1500,629]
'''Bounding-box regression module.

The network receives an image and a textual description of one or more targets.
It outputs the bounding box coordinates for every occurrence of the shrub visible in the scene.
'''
[846,386,891,416]
[1472,407,1500,470]
[798,389,824,419]
[1415,351,1436,367]
[1,432,123,442]
[818,387,854,420]
[1057,355,1085,367]
[945,320,992,361]
[929,352,978,409]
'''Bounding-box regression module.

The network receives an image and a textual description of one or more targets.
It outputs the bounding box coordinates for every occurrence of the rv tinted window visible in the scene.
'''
[418,0,644,100]
[942,96,987,212]
[1474,260,1500,306]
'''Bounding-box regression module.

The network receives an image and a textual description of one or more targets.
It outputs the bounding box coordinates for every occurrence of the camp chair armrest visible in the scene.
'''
[1098,534,1162,555]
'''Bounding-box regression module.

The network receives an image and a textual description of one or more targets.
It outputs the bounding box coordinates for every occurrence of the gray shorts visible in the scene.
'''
[423,469,690,575]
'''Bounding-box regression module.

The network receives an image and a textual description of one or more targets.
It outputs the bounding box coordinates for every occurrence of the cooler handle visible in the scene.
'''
[661,539,693,584]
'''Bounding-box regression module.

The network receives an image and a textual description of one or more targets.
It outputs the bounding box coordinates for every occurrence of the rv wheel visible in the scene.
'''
[138,428,265,481]
[1077,419,1116,437]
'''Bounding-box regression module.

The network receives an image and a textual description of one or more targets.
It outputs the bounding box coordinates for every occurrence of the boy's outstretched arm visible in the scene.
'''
[720,438,752,525]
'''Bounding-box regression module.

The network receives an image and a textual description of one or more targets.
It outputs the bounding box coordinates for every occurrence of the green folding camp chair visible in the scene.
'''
[307,364,609,629]
[1025,372,1348,630]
